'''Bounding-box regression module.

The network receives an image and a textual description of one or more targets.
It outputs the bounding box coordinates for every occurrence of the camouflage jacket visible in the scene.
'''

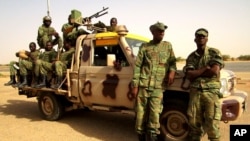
[37,25,56,41]
[132,40,176,90]
[59,48,75,66]
[28,50,40,62]
[39,49,57,63]
[183,46,224,89]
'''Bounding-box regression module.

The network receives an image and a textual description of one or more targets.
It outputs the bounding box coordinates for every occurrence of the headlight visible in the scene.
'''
[220,78,231,97]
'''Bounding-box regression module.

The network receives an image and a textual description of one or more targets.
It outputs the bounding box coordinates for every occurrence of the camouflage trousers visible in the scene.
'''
[187,88,221,141]
[34,59,53,76]
[135,87,163,135]
[19,60,34,75]
[54,61,67,77]
[38,36,63,49]
[9,61,18,75]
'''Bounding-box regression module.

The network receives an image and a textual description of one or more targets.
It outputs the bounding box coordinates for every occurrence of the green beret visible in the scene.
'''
[150,22,168,31]
[195,28,208,37]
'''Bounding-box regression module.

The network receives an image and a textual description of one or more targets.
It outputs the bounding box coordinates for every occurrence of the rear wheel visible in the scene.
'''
[38,93,64,121]
[160,100,189,141]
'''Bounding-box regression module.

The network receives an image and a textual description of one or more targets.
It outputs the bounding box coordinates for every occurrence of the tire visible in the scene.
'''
[38,93,64,121]
[160,99,189,141]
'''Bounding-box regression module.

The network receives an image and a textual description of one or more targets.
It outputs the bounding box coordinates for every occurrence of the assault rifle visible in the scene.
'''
[83,7,109,23]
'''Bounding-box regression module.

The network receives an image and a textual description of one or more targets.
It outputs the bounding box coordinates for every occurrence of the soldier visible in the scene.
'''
[107,17,118,32]
[66,10,89,46]
[61,14,74,42]
[34,41,57,88]
[18,42,40,87]
[183,28,224,141]
[131,22,176,141]
[37,16,63,49]
[51,40,75,89]
[4,53,20,86]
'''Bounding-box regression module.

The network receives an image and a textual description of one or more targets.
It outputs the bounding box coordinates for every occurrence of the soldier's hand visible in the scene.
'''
[132,87,138,98]
[167,71,175,86]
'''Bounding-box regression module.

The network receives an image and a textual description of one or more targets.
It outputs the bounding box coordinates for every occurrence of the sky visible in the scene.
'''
[0,0,250,64]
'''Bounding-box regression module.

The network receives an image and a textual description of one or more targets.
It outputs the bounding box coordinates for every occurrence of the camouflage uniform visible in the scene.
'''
[4,60,19,86]
[19,50,40,75]
[34,49,57,76]
[51,47,75,89]
[37,18,63,49]
[9,61,18,75]
[62,23,72,39]
[132,40,176,136]
[54,47,75,77]
[183,46,224,141]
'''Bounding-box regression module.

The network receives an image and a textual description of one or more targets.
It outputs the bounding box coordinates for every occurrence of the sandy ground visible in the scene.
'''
[0,73,249,141]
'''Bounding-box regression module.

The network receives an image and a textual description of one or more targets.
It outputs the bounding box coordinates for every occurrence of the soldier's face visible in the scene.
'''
[44,20,51,26]
[110,19,117,27]
[29,45,36,52]
[45,42,53,51]
[152,29,165,41]
[195,34,208,46]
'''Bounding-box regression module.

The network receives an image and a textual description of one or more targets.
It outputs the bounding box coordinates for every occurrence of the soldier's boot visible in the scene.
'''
[138,133,146,141]
[4,75,16,86]
[31,76,40,88]
[51,76,63,89]
[18,75,28,87]
[146,133,158,141]
[35,75,47,88]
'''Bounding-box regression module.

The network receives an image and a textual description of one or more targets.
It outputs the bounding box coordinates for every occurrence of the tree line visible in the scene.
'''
[176,55,250,62]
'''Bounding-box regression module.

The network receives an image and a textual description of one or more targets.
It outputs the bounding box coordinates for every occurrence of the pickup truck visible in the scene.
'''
[17,25,248,141]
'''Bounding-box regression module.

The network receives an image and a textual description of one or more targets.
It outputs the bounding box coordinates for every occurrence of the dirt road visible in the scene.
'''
[0,75,249,141]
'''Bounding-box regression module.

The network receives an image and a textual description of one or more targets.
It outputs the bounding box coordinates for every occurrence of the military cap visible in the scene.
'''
[195,28,208,37]
[150,22,168,31]
[43,16,52,21]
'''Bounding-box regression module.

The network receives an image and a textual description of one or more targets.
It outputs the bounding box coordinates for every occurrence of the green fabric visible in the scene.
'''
[135,88,163,134]
[187,88,221,140]
[183,46,224,89]
[132,41,176,90]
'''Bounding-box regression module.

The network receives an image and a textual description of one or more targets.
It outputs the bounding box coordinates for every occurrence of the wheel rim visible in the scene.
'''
[41,96,54,115]
[161,110,189,140]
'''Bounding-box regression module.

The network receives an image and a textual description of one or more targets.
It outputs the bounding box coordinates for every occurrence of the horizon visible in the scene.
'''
[0,0,250,64]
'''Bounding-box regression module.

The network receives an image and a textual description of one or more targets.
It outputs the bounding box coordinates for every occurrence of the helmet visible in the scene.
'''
[43,16,52,21]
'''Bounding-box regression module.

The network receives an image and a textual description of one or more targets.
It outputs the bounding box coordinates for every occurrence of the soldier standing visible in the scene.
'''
[131,22,176,141]
[34,41,57,88]
[18,42,40,87]
[183,28,224,141]
[37,16,63,49]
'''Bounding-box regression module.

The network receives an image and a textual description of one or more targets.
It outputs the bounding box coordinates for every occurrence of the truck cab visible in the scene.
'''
[18,25,248,141]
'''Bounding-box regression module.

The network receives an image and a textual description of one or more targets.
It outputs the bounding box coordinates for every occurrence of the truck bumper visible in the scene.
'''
[220,90,248,122]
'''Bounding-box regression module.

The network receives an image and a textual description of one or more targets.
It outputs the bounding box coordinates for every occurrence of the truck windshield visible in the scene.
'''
[125,37,148,56]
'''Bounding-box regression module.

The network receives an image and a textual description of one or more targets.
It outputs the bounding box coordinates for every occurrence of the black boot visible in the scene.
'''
[51,76,62,89]
[18,75,28,87]
[138,133,146,141]
[4,75,16,86]
[146,133,158,141]
[35,75,47,88]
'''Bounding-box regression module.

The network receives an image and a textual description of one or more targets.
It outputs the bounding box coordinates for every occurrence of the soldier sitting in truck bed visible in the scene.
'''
[51,40,75,89]
[34,41,57,88]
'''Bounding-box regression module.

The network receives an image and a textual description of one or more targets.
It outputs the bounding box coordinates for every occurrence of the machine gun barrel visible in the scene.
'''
[83,7,109,22]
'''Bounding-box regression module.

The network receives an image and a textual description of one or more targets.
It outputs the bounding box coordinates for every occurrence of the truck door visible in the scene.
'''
[79,35,135,109]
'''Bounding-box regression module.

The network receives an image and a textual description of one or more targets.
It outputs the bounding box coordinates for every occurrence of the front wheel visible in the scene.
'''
[160,100,189,141]
[38,93,64,121]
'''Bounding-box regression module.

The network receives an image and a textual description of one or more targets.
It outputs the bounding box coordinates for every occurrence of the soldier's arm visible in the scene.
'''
[166,43,177,85]
[131,44,144,88]
[38,26,45,37]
